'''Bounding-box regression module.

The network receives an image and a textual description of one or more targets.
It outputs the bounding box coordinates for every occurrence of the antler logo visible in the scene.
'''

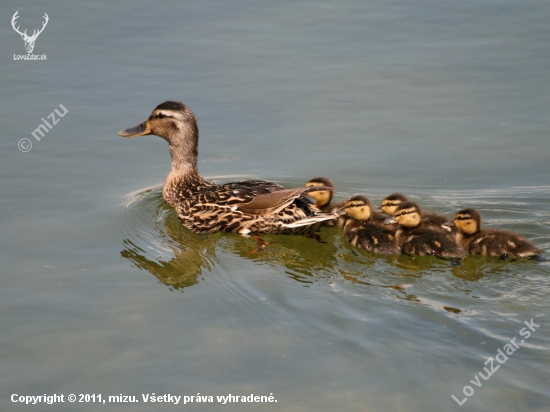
[11,11,49,54]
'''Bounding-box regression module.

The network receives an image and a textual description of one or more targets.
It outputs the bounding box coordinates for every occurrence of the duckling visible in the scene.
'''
[445,208,543,259]
[385,201,466,259]
[343,195,400,254]
[380,193,451,232]
[119,101,337,234]
[305,177,347,228]
[379,193,409,216]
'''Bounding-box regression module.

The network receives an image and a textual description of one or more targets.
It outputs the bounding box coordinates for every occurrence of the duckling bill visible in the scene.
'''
[120,101,337,235]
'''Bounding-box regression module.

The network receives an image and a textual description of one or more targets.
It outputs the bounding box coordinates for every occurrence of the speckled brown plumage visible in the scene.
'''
[119,101,336,234]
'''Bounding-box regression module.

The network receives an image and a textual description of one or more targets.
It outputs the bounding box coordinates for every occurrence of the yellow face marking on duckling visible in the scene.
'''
[393,206,421,228]
[380,194,409,215]
[305,182,332,207]
[344,200,371,221]
[453,212,479,235]
[380,200,402,216]
[305,179,333,208]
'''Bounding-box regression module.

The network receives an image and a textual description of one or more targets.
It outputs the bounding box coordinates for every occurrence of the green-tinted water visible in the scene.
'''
[2,1,549,411]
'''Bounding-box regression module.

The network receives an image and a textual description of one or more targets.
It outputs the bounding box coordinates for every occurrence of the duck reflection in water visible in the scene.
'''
[120,190,343,290]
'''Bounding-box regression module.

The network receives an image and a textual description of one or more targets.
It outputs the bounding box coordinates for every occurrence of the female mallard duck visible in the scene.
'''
[379,193,451,232]
[342,195,399,254]
[305,177,347,228]
[119,101,337,234]
[385,201,466,259]
[445,208,543,259]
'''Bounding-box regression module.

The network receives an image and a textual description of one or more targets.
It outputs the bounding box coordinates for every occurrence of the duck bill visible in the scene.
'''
[336,206,347,216]
[118,121,151,138]
[443,220,455,227]
[384,216,397,225]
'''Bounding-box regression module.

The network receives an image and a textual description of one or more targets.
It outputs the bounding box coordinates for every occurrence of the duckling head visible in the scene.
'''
[305,177,334,208]
[450,208,481,235]
[380,193,409,216]
[385,201,422,228]
[344,195,373,221]
[119,101,199,171]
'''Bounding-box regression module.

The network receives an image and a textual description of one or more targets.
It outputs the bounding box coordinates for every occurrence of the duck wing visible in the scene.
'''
[220,179,283,193]
[237,186,328,216]
[191,180,283,206]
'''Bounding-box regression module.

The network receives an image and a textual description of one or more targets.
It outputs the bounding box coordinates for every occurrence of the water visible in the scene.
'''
[1,1,549,411]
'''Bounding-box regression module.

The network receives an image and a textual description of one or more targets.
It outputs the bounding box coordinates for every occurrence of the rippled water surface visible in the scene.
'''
[2,1,549,411]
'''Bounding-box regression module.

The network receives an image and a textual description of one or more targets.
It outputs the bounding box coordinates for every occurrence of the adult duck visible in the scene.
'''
[119,101,336,234]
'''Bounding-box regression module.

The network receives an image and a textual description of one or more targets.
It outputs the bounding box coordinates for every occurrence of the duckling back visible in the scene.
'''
[463,229,542,258]
[398,229,466,258]
[345,223,400,254]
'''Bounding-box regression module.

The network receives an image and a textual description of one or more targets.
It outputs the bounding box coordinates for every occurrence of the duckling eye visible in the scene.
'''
[157,113,166,119]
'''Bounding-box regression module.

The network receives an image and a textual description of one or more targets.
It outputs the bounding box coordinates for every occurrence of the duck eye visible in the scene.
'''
[157,113,166,119]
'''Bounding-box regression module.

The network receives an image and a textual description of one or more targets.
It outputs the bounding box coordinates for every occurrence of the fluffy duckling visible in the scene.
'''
[379,193,409,216]
[445,209,543,259]
[305,177,341,212]
[385,201,466,259]
[343,195,400,254]
[380,193,451,232]
[305,177,346,228]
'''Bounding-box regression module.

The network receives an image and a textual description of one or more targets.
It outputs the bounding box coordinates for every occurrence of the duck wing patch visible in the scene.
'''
[237,186,332,216]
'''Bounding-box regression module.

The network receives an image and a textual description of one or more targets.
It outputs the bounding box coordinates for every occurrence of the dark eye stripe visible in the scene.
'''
[156,112,173,119]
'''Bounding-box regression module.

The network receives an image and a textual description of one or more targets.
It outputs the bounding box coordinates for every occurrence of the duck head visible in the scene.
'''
[445,208,481,235]
[119,101,199,173]
[344,195,373,221]
[384,201,422,228]
[379,193,409,215]
[305,177,334,208]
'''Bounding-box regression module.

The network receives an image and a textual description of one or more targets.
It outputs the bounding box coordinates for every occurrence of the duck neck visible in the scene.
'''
[162,139,211,207]
[168,140,199,177]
